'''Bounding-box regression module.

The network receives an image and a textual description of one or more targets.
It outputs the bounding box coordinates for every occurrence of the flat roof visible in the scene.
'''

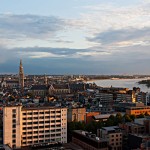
[73,130,108,142]
[102,126,121,131]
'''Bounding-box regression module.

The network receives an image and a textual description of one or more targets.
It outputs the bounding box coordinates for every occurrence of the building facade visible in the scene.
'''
[97,126,123,150]
[3,104,67,149]
[67,107,86,122]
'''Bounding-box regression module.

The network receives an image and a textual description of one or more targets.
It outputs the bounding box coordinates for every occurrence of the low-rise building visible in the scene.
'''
[72,130,108,150]
[126,106,150,116]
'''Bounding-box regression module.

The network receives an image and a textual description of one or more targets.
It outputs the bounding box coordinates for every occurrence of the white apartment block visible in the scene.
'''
[3,104,67,149]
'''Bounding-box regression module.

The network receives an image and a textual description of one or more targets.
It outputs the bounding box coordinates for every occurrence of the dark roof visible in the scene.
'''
[6,80,19,84]
[52,84,69,89]
[30,85,48,90]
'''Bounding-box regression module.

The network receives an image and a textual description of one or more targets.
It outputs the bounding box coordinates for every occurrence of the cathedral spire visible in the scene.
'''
[20,59,22,66]
[19,59,24,93]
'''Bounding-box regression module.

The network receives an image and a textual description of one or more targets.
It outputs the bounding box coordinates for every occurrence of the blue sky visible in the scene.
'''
[0,0,150,74]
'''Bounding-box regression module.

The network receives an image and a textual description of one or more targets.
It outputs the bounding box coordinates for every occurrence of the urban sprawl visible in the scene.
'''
[0,60,150,150]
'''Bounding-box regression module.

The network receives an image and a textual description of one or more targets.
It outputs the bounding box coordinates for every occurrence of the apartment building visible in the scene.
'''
[3,104,67,149]
[97,126,123,150]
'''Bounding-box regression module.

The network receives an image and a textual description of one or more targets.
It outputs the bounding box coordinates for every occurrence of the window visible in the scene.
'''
[12,124,16,128]
[12,119,16,124]
[12,139,16,143]
[27,117,32,120]
[27,122,32,125]
[27,136,32,139]
[39,112,44,114]
[34,117,38,120]
[12,114,16,118]
[34,131,38,134]
[33,126,38,129]
[56,120,61,122]
[12,109,16,113]
[45,116,50,119]
[27,112,32,115]
[39,116,44,119]
[51,130,55,132]
[12,134,16,138]
[12,129,16,133]
[45,121,50,123]
[56,111,61,113]
[34,112,38,115]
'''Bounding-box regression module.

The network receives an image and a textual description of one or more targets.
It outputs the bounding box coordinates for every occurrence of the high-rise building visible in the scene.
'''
[19,59,24,92]
[3,104,67,149]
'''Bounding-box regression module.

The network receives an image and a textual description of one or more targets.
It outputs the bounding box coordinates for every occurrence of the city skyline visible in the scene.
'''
[0,0,150,74]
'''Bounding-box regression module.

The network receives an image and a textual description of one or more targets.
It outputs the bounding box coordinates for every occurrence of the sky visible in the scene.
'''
[0,0,150,74]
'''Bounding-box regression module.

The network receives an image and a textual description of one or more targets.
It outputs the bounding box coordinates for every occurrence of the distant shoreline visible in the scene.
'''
[86,78,147,82]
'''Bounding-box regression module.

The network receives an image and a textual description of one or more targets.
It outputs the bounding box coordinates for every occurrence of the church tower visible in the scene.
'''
[19,59,24,92]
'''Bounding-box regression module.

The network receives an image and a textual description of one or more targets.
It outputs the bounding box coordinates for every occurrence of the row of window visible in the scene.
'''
[22,125,61,130]
[22,120,61,125]
[111,134,122,137]
[23,116,58,120]
[22,138,61,145]
[23,111,61,115]
[22,134,61,139]
[22,129,61,135]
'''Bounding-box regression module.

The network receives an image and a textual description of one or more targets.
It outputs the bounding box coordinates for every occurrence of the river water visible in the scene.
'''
[87,78,150,92]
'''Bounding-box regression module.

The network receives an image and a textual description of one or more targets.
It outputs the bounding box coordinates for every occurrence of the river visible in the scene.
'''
[87,78,150,92]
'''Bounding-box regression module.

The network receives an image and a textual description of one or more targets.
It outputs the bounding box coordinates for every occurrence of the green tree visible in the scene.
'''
[138,113,145,118]
[115,113,123,124]
[145,112,149,116]
[130,114,136,121]
[123,114,132,122]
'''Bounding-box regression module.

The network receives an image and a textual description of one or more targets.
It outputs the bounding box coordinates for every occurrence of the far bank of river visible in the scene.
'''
[87,78,150,93]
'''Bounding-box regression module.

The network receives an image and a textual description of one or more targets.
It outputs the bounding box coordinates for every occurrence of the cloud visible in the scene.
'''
[0,14,65,40]
[87,27,150,48]
[65,0,150,52]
